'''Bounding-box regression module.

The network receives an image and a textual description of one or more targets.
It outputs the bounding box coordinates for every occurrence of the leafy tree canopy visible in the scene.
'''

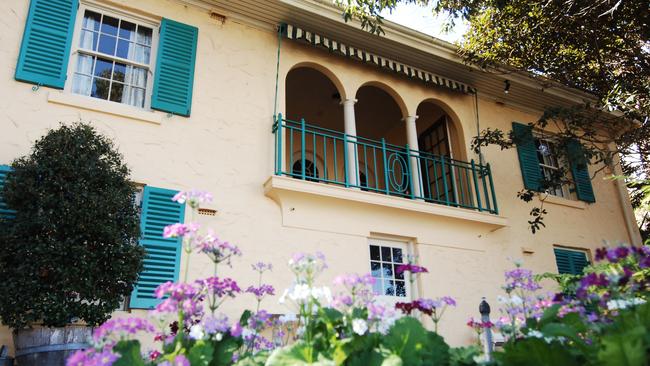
[0,123,144,328]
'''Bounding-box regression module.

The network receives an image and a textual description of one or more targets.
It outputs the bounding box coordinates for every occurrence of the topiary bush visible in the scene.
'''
[0,123,144,329]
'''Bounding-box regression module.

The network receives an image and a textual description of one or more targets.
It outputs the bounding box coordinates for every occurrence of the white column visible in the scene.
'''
[404,115,422,198]
[341,99,359,187]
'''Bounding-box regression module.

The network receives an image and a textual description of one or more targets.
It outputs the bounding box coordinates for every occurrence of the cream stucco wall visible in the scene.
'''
[0,0,640,354]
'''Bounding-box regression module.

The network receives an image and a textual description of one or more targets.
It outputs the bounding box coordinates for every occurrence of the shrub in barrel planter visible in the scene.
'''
[0,123,144,366]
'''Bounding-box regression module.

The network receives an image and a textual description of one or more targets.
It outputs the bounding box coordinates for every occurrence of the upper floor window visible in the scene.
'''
[535,136,575,199]
[70,8,156,108]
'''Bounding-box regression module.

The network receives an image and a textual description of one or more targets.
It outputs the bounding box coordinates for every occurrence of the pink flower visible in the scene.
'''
[163,223,199,238]
[199,277,241,298]
[93,317,155,342]
[172,190,213,206]
[66,349,119,366]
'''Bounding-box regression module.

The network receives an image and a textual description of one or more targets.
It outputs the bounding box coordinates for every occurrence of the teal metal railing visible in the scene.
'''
[273,114,498,214]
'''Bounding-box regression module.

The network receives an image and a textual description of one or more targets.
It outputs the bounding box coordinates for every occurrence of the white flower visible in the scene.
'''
[473,354,490,364]
[526,330,543,339]
[189,324,205,340]
[311,286,332,303]
[215,332,223,341]
[510,295,523,306]
[352,319,368,335]
[279,288,289,304]
[242,328,256,338]
[607,298,646,310]
[279,312,297,323]
[289,284,312,302]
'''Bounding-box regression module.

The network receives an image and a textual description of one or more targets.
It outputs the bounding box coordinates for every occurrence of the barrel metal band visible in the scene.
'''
[15,343,89,357]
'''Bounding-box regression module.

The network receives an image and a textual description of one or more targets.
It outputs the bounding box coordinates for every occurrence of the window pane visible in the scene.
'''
[134,44,151,64]
[370,261,381,277]
[372,279,382,295]
[136,26,153,45]
[381,247,391,262]
[395,281,406,297]
[116,39,132,59]
[126,67,147,88]
[109,82,124,102]
[382,263,393,278]
[94,58,113,79]
[91,77,110,100]
[122,87,145,108]
[79,30,98,51]
[392,248,403,263]
[370,246,380,261]
[101,15,119,35]
[113,62,126,82]
[394,264,404,280]
[82,10,101,31]
[98,34,117,56]
[75,54,95,75]
[119,20,136,40]
[72,74,92,96]
[384,280,394,296]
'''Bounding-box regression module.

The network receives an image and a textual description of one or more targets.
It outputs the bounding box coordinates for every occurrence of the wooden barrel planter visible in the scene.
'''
[13,325,92,366]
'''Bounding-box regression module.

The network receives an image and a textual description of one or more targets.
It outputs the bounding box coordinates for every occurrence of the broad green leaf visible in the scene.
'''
[112,340,145,366]
[494,338,580,366]
[188,341,214,366]
[212,337,241,366]
[597,325,647,366]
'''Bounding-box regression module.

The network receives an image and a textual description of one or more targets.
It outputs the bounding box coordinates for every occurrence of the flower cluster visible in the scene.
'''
[395,297,456,332]
[172,189,213,208]
[153,282,203,322]
[288,252,328,284]
[195,231,242,265]
[67,348,119,366]
[251,262,273,273]
[504,267,542,292]
[93,317,155,343]
[331,273,375,310]
[395,264,429,274]
[466,317,494,330]
[163,222,200,239]
[246,284,275,301]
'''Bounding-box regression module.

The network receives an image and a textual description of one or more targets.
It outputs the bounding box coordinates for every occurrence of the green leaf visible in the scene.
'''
[212,337,241,366]
[382,317,449,366]
[188,341,214,366]
[494,338,579,366]
[112,340,145,366]
[449,345,481,366]
[597,325,647,366]
[233,350,269,366]
[266,341,334,366]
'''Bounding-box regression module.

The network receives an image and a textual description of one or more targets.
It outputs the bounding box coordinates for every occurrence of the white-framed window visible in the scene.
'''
[66,3,158,109]
[368,239,411,301]
[535,135,576,199]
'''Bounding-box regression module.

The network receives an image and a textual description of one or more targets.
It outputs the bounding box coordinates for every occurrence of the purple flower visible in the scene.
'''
[595,247,608,261]
[248,310,273,330]
[93,317,155,342]
[203,313,230,334]
[200,277,241,298]
[615,246,630,261]
[251,262,273,273]
[195,232,242,264]
[230,322,243,337]
[66,349,119,366]
[395,264,428,274]
[504,268,541,292]
[246,284,275,301]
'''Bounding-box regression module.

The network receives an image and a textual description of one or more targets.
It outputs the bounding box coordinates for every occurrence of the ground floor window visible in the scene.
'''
[369,239,409,298]
[554,247,590,275]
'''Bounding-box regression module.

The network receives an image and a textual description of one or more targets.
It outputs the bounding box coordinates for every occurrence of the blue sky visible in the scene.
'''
[381,3,467,43]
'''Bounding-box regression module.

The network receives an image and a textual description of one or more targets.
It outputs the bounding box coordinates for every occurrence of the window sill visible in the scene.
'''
[47,91,162,125]
[539,194,586,209]
[264,175,508,228]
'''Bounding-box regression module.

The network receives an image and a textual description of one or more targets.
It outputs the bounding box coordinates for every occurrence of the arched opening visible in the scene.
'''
[352,83,410,196]
[284,66,344,181]
[415,100,471,207]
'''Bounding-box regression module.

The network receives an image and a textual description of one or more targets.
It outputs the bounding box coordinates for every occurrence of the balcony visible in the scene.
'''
[272,115,498,215]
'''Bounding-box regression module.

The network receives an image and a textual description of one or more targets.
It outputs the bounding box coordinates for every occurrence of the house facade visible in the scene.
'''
[0,0,642,352]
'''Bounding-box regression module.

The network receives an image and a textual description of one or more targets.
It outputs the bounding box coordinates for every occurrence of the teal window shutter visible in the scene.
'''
[15,0,78,89]
[0,166,16,221]
[151,18,198,117]
[130,186,186,309]
[512,122,542,191]
[567,139,595,203]
[554,248,589,275]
